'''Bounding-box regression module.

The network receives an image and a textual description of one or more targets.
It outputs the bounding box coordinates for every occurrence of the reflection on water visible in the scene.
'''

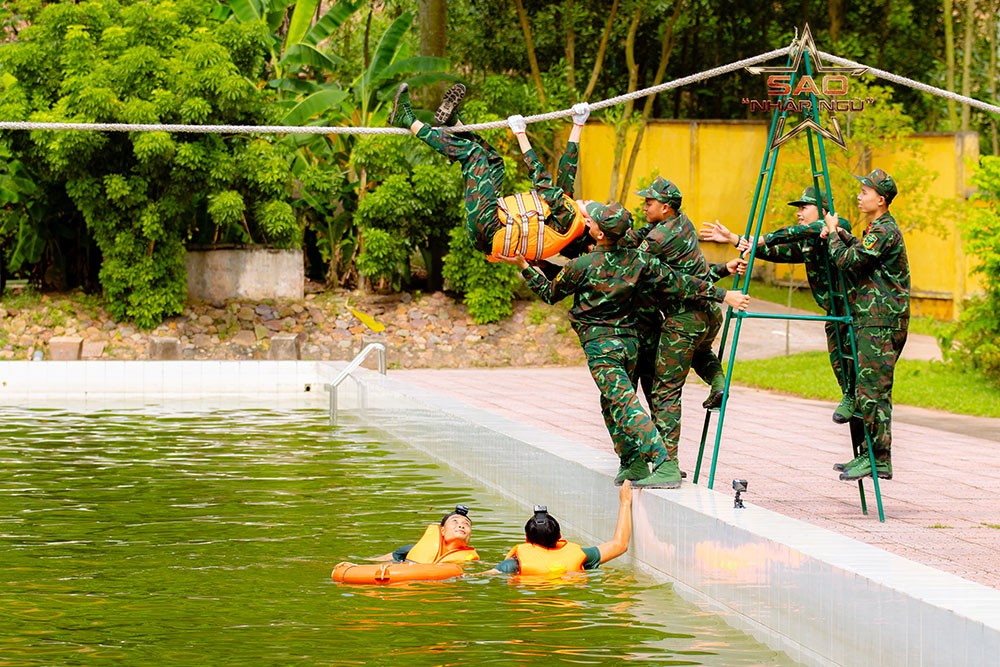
[0,408,798,666]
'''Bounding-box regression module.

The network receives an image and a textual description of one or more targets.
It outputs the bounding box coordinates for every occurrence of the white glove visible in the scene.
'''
[507,114,527,134]
[571,103,590,125]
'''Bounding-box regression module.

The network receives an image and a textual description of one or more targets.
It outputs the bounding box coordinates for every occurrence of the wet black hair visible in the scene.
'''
[524,505,561,548]
[440,504,471,526]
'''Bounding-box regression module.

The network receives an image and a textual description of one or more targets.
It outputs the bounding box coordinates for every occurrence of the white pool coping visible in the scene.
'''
[3,360,998,667]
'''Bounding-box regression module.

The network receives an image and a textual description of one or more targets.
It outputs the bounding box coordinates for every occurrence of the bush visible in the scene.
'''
[950,156,1000,385]
[442,225,519,323]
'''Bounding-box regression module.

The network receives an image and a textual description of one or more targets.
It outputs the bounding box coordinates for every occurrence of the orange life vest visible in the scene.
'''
[404,524,480,564]
[505,540,588,576]
[489,192,586,261]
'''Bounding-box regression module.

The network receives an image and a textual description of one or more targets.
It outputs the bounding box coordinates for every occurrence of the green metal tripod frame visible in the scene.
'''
[691,47,886,522]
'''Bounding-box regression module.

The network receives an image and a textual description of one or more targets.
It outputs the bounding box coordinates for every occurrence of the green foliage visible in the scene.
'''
[949,156,1000,384]
[355,227,410,291]
[351,135,463,291]
[0,0,299,326]
[442,225,519,324]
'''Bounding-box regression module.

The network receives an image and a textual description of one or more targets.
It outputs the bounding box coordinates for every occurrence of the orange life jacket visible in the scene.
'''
[404,524,480,564]
[490,192,586,261]
[505,539,587,576]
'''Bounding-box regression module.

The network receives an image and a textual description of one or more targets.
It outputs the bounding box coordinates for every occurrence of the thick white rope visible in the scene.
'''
[818,51,1000,116]
[0,47,791,135]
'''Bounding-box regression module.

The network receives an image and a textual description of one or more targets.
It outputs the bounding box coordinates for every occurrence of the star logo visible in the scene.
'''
[744,25,868,150]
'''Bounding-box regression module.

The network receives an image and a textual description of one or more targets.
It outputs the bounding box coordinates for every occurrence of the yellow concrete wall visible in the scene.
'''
[575,121,978,319]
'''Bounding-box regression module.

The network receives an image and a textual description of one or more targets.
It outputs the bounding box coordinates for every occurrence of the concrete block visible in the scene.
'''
[48,336,83,360]
[269,333,301,360]
[186,248,304,301]
[149,337,181,360]
[80,341,106,359]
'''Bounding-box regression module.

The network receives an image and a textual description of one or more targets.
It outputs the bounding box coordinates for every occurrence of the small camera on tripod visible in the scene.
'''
[733,479,748,509]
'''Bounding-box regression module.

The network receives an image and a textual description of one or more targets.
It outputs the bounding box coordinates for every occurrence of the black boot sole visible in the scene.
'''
[434,83,466,125]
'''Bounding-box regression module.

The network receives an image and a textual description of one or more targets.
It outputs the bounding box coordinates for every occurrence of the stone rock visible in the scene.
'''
[231,330,257,347]
[149,337,181,360]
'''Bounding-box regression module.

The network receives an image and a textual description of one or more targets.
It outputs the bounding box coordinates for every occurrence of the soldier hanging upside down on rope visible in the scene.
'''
[389,82,590,262]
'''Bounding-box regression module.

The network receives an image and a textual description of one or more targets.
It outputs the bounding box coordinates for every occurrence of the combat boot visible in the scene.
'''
[832,394,855,424]
[614,458,649,486]
[434,83,466,126]
[839,457,892,481]
[833,453,866,472]
[633,458,682,489]
[389,83,416,128]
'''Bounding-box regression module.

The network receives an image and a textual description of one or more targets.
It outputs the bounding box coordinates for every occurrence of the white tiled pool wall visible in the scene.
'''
[3,361,998,667]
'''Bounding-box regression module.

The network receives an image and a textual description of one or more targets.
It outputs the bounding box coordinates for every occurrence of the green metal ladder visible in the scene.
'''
[691,46,886,521]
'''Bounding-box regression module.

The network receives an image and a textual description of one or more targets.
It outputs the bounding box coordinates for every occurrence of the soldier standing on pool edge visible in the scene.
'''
[822,168,910,482]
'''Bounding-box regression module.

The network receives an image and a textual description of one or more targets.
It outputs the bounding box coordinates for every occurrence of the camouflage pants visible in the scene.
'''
[649,308,722,460]
[582,335,669,466]
[632,322,659,404]
[414,127,580,254]
[634,306,723,409]
[415,125,505,252]
[854,326,907,460]
[825,319,855,395]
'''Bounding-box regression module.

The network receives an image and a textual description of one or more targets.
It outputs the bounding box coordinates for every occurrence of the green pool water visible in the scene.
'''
[0,408,798,666]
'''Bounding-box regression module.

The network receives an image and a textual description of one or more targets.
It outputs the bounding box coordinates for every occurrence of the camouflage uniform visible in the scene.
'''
[413,125,580,253]
[828,210,909,463]
[756,214,856,398]
[520,241,728,468]
[622,212,730,459]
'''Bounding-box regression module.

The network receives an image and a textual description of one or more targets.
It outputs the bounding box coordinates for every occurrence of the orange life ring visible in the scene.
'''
[331,561,464,585]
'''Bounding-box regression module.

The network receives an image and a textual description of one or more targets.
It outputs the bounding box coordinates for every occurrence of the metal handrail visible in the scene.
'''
[325,342,386,425]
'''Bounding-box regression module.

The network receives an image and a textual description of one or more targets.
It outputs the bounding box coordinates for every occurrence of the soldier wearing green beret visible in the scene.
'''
[498,201,750,489]
[621,177,744,466]
[700,186,857,425]
[823,169,909,482]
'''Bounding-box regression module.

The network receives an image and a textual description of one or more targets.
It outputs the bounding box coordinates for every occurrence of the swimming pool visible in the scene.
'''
[3,359,998,666]
[0,407,797,666]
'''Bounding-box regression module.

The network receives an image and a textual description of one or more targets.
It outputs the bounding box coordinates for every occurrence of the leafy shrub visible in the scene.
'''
[950,156,1000,385]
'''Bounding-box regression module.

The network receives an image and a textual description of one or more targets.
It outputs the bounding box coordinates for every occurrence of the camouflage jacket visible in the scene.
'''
[755,217,854,315]
[521,246,726,343]
[828,212,910,328]
[621,212,729,329]
[521,145,579,233]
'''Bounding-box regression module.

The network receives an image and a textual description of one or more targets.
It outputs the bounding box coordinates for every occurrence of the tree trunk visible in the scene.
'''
[960,0,976,131]
[564,0,576,101]
[620,1,684,201]
[512,0,547,106]
[416,0,448,110]
[991,1,999,154]
[828,0,844,42]
[944,0,958,130]
[583,0,620,101]
[607,7,642,201]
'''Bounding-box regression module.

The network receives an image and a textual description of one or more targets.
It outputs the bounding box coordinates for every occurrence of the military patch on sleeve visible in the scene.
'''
[862,233,878,250]
[638,240,650,252]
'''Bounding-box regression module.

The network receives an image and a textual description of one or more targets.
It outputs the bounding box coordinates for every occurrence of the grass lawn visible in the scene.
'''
[731,351,1000,418]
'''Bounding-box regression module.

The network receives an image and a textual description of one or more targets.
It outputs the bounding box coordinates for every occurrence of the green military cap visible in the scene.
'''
[787,186,828,212]
[585,201,633,238]
[854,168,897,204]
[635,176,682,208]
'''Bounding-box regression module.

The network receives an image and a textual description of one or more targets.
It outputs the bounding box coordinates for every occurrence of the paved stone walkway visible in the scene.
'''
[394,311,1000,590]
